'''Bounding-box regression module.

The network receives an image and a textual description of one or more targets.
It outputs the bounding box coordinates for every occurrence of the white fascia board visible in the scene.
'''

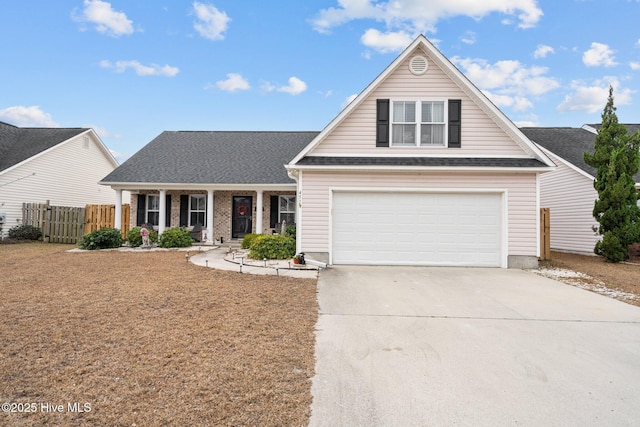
[287,165,555,173]
[536,145,595,181]
[83,128,120,167]
[100,182,296,192]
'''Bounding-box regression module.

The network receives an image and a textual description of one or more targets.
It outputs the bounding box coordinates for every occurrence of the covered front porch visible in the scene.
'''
[111,185,297,244]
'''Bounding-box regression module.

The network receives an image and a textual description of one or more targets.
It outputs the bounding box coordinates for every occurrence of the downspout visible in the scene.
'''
[287,167,302,255]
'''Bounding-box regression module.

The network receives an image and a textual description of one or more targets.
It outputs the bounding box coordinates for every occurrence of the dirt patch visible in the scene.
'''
[0,243,318,426]
[536,251,640,307]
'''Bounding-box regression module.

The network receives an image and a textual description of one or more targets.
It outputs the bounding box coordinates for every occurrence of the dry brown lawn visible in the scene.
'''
[0,243,318,426]
[542,250,640,307]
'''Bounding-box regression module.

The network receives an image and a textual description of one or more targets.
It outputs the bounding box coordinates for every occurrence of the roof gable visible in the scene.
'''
[289,35,553,167]
[0,121,98,173]
[101,131,319,185]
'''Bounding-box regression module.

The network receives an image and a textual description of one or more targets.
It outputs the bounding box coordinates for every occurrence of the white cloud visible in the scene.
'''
[100,60,179,77]
[86,124,121,139]
[193,2,230,41]
[483,91,533,111]
[215,73,250,92]
[583,42,618,67]
[342,94,359,108]
[0,106,59,127]
[557,78,632,113]
[460,31,477,45]
[452,56,559,112]
[453,57,560,94]
[277,77,308,95]
[74,0,134,37]
[533,44,554,59]
[311,0,543,35]
[630,62,640,70]
[361,29,414,53]
[514,120,538,127]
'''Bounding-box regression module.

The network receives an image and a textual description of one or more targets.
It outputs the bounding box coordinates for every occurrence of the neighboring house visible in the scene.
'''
[521,125,640,254]
[99,131,318,242]
[102,35,555,268]
[0,121,120,238]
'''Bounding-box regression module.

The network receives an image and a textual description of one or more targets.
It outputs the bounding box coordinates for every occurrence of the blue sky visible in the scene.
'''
[2,0,640,161]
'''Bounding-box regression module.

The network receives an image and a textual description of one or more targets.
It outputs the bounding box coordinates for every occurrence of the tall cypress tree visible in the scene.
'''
[584,86,640,262]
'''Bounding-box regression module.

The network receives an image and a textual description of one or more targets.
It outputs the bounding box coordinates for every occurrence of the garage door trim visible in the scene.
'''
[329,187,508,267]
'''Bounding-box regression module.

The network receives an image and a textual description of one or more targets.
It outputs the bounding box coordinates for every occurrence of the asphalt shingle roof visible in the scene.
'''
[297,156,547,168]
[520,125,640,182]
[101,131,320,185]
[0,121,88,172]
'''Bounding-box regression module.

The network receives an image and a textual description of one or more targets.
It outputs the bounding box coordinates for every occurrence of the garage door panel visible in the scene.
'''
[332,192,502,267]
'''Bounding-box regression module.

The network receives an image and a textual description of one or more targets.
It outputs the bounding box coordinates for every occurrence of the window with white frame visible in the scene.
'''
[146,195,159,226]
[189,195,206,226]
[279,195,296,225]
[391,100,446,147]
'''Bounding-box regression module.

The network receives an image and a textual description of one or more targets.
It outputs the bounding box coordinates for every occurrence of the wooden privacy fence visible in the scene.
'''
[22,202,130,244]
[84,204,130,236]
[540,207,551,260]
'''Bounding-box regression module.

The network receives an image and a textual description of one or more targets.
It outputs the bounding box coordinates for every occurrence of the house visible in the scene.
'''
[0,121,120,238]
[102,35,555,268]
[99,131,318,242]
[520,125,640,254]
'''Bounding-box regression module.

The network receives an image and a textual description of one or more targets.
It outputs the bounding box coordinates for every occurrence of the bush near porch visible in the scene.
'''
[245,234,296,260]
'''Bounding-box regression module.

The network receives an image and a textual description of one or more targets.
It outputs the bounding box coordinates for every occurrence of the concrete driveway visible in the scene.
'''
[310,266,640,427]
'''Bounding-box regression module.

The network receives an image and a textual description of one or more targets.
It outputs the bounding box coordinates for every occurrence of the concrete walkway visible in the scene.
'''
[310,266,640,427]
[189,246,319,279]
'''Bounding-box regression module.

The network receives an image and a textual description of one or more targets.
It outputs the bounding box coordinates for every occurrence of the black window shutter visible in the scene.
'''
[376,99,390,147]
[165,195,171,227]
[270,196,279,228]
[448,99,461,148]
[136,195,146,226]
[179,195,189,227]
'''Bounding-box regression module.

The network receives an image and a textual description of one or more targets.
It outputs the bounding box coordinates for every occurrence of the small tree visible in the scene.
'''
[584,86,640,261]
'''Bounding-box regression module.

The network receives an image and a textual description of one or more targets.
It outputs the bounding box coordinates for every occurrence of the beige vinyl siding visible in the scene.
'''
[540,151,600,254]
[299,171,538,257]
[0,132,120,233]
[310,53,528,157]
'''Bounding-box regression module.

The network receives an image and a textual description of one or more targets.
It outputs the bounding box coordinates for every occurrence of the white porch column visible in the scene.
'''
[114,189,123,231]
[255,190,264,234]
[207,189,214,243]
[158,189,167,235]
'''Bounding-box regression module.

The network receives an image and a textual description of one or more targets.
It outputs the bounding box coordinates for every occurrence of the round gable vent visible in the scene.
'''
[409,55,429,75]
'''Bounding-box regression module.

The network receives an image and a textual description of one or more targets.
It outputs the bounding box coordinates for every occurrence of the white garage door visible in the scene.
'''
[332,192,503,267]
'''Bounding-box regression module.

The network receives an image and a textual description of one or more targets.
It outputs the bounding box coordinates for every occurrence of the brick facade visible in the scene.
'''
[131,190,295,242]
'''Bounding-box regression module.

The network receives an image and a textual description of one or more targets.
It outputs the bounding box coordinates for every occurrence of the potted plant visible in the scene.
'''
[293,253,305,265]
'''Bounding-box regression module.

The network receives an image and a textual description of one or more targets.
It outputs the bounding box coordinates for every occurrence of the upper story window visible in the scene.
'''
[391,100,446,147]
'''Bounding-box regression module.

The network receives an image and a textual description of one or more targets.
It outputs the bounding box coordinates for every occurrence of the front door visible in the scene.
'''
[232,196,253,239]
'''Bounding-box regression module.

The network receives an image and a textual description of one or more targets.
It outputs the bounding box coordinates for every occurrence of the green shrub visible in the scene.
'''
[127,226,158,247]
[248,234,296,260]
[158,227,193,248]
[285,225,296,239]
[241,233,260,249]
[8,224,42,240]
[79,228,123,250]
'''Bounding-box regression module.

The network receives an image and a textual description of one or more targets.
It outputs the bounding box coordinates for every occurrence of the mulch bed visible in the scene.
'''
[0,243,318,426]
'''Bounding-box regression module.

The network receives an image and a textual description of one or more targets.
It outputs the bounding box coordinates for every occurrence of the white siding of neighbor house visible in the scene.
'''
[309,51,529,158]
[539,150,600,254]
[299,171,538,257]
[0,132,121,235]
